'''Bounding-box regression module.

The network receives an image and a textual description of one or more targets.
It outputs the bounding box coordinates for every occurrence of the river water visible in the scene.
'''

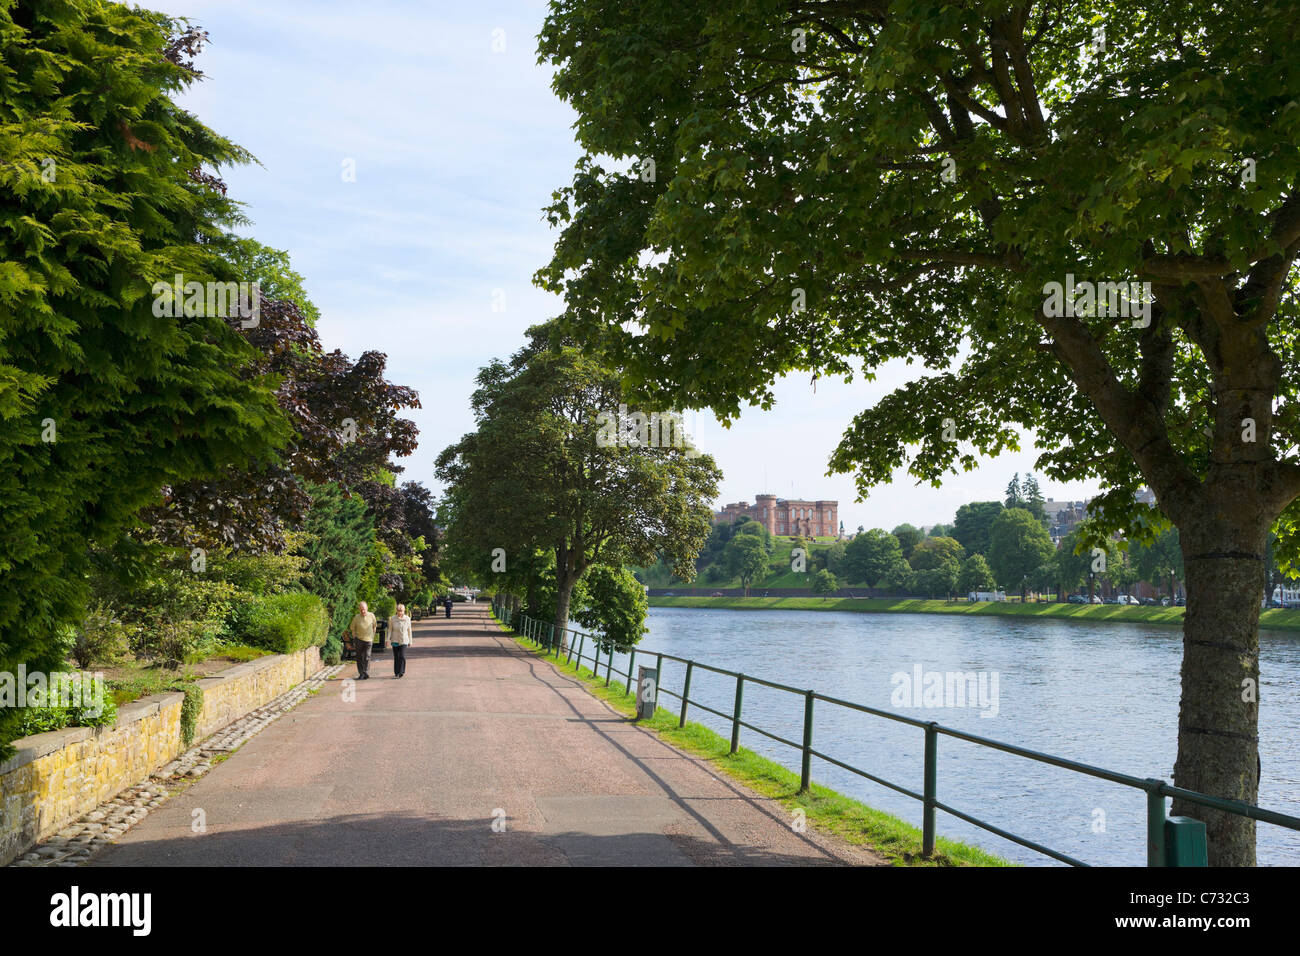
[593,606,1300,866]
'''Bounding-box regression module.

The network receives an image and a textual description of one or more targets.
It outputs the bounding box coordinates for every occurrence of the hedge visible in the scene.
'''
[232,592,329,655]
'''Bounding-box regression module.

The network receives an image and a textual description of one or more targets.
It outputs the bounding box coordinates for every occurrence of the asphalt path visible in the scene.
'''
[93,605,881,866]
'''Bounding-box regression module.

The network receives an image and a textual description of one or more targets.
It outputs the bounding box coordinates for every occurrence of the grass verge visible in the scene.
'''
[496,617,1008,866]
[649,595,1300,631]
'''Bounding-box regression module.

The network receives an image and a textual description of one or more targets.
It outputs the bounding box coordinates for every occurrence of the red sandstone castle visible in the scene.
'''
[712,495,839,538]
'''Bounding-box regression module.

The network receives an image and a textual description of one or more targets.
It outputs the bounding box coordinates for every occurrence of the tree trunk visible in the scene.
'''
[1171,507,1268,866]
[554,575,575,653]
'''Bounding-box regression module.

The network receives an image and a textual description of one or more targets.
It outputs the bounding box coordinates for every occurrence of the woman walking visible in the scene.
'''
[388,604,413,678]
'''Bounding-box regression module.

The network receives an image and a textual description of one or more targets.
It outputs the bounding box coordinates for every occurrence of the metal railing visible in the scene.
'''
[491,600,1300,866]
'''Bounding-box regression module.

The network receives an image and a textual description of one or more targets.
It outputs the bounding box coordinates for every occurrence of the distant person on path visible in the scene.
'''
[444,596,453,618]
[349,601,377,680]
[388,604,412,678]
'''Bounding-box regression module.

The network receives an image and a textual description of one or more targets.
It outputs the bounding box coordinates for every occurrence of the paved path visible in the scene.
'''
[92,606,881,866]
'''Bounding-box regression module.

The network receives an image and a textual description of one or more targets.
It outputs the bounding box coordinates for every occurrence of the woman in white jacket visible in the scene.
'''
[388,604,413,678]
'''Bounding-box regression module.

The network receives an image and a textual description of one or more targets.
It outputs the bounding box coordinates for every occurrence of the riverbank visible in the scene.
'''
[648,595,1300,631]
[502,618,1009,866]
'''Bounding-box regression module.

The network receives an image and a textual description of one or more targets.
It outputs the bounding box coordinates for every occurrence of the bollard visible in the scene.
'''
[636,666,658,720]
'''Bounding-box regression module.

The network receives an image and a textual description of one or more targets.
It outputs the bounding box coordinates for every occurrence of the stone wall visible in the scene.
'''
[0,644,323,866]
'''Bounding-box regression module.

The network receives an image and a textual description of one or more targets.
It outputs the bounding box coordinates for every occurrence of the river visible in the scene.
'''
[593,606,1300,866]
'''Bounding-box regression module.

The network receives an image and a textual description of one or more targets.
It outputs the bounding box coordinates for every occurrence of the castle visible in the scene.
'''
[713,495,839,538]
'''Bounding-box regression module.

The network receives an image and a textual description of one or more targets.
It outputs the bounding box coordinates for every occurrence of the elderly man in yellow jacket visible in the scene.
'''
[348,601,377,680]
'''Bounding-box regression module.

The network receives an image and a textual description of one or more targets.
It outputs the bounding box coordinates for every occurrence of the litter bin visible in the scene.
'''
[372,619,388,653]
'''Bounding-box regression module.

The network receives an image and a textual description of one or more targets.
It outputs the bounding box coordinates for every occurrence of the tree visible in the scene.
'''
[436,325,720,641]
[0,8,292,755]
[298,484,375,653]
[952,502,1005,557]
[841,530,904,586]
[909,536,966,572]
[958,555,998,595]
[725,535,769,596]
[891,524,922,559]
[1131,526,1184,600]
[879,557,916,595]
[811,568,839,596]
[1005,474,1024,510]
[1022,474,1047,523]
[928,523,956,538]
[571,565,648,652]
[537,2,1300,862]
[987,509,1056,601]
[1054,531,1095,600]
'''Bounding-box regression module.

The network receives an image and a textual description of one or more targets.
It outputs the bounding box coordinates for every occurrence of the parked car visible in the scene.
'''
[710,591,724,597]
[1141,597,1158,606]
[1161,597,1171,607]
[1091,595,1104,604]
[1067,594,1088,604]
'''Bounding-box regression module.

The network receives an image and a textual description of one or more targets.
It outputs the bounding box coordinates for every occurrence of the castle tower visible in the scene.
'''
[756,493,778,536]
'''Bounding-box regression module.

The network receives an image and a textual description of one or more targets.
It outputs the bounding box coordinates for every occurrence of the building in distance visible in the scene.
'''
[713,494,839,538]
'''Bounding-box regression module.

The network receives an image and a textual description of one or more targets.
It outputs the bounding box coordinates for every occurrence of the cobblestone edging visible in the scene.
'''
[8,664,344,867]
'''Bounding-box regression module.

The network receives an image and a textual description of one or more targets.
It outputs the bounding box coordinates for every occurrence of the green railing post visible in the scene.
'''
[923,722,938,856]
[606,645,614,687]
[627,649,636,695]
[800,690,814,792]
[679,661,694,728]
[730,675,745,754]
[576,632,585,673]
[1146,780,1168,867]
[566,629,575,666]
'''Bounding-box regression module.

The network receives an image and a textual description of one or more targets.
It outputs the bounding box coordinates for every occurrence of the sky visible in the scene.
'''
[153,0,1101,532]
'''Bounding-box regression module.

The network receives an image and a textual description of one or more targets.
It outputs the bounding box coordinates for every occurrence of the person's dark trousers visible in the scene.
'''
[355,639,371,679]
[392,644,407,677]
[444,605,451,618]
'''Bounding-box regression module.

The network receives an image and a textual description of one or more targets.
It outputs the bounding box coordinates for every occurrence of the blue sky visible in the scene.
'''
[156,0,1099,531]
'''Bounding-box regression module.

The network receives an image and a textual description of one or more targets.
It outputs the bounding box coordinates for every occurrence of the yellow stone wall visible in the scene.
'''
[0,645,323,866]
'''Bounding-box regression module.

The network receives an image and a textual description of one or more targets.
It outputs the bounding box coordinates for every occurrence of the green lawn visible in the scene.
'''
[648,595,1300,631]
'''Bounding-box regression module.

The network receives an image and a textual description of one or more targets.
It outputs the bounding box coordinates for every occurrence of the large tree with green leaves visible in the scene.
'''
[436,325,721,642]
[724,533,769,595]
[537,0,1299,863]
[952,501,1005,557]
[0,5,291,755]
[841,529,904,586]
[988,508,1056,598]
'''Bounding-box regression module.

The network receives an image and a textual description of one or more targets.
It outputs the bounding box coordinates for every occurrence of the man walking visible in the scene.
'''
[444,596,453,619]
[388,604,412,678]
[349,601,377,680]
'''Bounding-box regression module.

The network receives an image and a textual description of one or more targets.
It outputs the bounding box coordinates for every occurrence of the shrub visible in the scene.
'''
[13,673,118,738]
[321,634,342,666]
[232,592,329,654]
[175,681,203,747]
[70,603,134,669]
